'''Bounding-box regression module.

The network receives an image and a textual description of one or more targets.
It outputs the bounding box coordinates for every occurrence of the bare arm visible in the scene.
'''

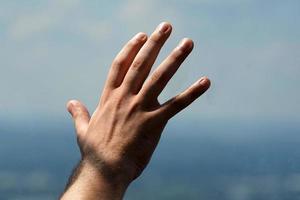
[60,22,210,200]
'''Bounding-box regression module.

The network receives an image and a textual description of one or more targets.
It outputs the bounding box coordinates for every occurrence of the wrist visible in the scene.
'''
[82,158,131,191]
[61,159,130,200]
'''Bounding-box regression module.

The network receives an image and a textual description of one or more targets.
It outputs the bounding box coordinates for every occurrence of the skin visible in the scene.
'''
[60,22,211,200]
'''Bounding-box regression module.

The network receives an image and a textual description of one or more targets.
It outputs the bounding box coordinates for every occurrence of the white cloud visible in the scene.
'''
[9,14,58,40]
[167,0,252,4]
[7,0,80,40]
[117,0,185,34]
[6,0,112,44]
[76,20,112,43]
[1,1,299,120]
[119,0,154,20]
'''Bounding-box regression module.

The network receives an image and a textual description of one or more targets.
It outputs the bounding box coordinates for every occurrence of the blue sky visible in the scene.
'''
[0,0,299,121]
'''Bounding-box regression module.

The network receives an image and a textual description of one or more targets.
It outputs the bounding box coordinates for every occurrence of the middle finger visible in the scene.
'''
[122,22,172,94]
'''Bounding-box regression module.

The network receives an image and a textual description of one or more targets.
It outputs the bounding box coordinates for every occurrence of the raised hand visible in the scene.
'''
[61,22,210,200]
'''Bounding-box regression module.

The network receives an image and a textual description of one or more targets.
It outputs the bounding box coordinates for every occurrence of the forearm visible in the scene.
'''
[60,159,129,200]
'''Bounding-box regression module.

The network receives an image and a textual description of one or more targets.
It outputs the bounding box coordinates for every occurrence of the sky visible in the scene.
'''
[0,0,299,122]
[0,1,299,199]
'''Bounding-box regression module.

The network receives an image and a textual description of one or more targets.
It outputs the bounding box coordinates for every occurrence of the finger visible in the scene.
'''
[139,38,194,102]
[122,22,172,94]
[67,100,91,137]
[105,32,148,89]
[158,77,211,119]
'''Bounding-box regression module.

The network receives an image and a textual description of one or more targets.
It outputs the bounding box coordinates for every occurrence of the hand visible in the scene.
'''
[61,22,210,200]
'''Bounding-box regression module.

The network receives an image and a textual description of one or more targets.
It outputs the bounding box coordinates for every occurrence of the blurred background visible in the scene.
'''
[0,0,299,199]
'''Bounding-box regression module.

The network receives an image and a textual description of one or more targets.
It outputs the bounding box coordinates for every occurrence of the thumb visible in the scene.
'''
[67,100,90,137]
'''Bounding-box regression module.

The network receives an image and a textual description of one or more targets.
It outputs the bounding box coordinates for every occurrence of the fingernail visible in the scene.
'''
[198,77,207,85]
[135,32,147,41]
[178,38,193,51]
[158,22,170,34]
[67,103,74,114]
[68,101,75,108]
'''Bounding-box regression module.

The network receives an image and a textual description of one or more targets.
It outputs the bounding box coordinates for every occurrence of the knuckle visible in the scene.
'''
[76,130,86,143]
[73,109,83,119]
[150,71,161,82]
[172,48,184,60]
[131,59,144,69]
[152,109,168,122]
[190,89,200,100]
[168,49,186,65]
[150,71,167,84]
[112,57,126,68]
[149,33,163,44]
[130,97,142,111]
[128,39,139,47]
[171,98,187,111]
